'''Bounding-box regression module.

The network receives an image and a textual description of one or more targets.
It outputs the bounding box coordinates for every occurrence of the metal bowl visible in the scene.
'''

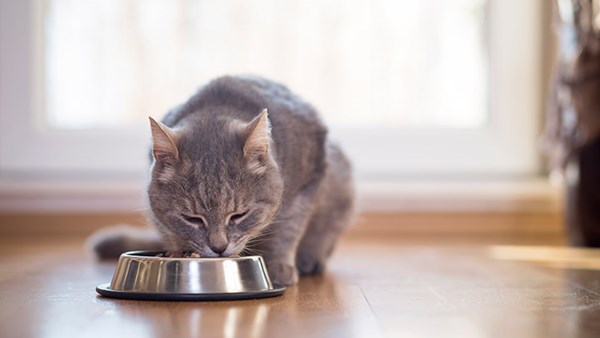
[96,250,285,301]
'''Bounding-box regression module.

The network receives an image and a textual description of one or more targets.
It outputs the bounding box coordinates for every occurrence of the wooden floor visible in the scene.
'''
[2,235,600,338]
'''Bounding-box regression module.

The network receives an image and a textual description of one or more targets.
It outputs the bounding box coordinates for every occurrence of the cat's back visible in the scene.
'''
[164,76,324,133]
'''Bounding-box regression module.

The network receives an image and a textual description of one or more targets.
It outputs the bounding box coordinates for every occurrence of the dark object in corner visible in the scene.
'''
[565,135,600,246]
[545,1,600,246]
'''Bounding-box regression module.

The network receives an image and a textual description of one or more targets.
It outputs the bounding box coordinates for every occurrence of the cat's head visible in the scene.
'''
[146,109,284,257]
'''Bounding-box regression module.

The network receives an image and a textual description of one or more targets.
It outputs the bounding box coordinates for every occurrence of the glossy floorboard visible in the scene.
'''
[1,237,600,338]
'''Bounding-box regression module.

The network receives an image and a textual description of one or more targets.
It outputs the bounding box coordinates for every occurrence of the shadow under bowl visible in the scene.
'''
[96,250,285,301]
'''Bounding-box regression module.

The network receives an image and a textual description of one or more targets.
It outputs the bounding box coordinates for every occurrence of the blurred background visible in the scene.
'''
[0,0,568,244]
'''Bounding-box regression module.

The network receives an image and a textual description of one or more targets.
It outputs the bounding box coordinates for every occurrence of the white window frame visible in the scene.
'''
[0,0,543,185]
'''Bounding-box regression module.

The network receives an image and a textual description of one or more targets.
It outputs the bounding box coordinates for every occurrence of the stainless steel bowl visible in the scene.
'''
[96,251,285,301]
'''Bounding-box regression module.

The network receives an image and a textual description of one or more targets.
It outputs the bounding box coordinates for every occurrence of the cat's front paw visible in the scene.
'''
[266,260,298,286]
[296,254,327,276]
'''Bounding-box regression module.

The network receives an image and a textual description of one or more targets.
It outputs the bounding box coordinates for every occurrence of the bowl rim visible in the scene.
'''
[119,250,264,262]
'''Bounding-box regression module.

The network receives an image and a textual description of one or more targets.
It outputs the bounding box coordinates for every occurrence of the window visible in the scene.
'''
[44,0,487,130]
[0,0,543,181]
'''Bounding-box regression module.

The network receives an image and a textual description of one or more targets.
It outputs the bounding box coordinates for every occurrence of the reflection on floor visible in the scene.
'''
[1,236,600,338]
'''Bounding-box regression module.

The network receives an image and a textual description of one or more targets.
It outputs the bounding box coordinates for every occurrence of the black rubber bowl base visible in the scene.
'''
[96,283,286,301]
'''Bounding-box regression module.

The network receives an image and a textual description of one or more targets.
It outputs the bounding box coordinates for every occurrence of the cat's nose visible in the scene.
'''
[209,242,228,255]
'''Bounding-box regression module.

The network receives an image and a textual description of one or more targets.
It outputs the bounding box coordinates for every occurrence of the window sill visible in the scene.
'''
[0,176,561,213]
[358,178,562,213]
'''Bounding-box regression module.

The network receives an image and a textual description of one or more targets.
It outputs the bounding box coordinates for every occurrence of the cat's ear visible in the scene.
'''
[243,108,272,158]
[149,117,179,164]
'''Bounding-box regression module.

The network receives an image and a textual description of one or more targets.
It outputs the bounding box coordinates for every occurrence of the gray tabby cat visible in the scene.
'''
[91,75,354,285]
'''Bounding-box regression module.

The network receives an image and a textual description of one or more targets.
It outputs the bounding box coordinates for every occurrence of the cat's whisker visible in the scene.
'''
[241,246,265,256]
[245,234,274,245]
[245,239,269,248]
[251,227,282,238]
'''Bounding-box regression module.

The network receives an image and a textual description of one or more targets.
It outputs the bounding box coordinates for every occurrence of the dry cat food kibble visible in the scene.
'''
[186,252,201,258]
[154,252,242,258]
[155,251,202,258]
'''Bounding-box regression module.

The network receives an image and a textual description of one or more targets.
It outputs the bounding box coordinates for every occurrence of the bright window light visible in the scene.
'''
[43,0,488,130]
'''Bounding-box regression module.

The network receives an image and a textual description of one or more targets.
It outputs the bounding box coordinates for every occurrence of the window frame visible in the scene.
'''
[0,0,544,183]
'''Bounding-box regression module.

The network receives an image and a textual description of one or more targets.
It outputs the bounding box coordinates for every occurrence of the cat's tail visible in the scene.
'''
[86,225,165,259]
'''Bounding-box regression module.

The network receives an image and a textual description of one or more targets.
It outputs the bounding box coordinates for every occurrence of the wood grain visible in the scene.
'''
[2,230,600,338]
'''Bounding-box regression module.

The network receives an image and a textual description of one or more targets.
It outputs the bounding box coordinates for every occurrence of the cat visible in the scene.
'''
[90,75,355,285]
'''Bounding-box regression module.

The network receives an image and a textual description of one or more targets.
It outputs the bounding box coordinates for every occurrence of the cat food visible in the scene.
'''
[155,251,241,258]
[186,252,201,258]
[156,251,202,258]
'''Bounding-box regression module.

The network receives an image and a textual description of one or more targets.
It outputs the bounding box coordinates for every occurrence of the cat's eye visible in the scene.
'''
[228,211,248,225]
[182,215,206,227]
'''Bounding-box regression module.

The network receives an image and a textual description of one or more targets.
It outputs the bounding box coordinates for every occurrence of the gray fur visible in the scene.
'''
[91,75,354,285]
